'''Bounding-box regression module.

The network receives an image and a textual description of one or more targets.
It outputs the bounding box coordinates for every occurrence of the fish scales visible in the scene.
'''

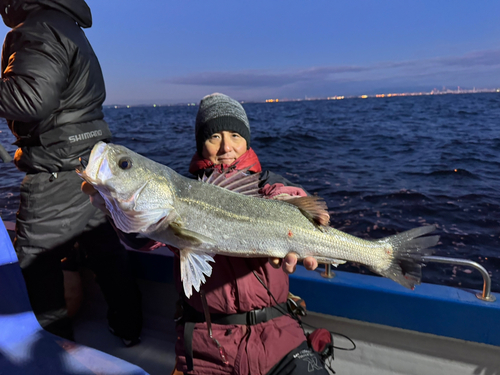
[173,179,374,261]
[78,142,440,298]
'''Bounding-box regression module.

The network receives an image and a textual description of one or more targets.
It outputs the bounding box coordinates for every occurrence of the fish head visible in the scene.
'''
[78,141,175,234]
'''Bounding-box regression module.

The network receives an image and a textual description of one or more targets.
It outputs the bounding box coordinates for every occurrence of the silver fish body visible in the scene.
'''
[79,142,439,298]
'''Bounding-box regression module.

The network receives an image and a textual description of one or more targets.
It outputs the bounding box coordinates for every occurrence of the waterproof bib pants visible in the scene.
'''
[14,170,142,340]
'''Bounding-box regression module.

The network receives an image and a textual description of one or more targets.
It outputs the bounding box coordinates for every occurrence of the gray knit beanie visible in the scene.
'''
[195,93,251,156]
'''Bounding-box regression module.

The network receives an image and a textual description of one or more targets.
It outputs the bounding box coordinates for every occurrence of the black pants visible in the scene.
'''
[14,170,142,340]
[266,341,331,375]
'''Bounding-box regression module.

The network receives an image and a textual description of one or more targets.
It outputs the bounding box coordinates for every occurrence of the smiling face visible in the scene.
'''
[202,130,248,165]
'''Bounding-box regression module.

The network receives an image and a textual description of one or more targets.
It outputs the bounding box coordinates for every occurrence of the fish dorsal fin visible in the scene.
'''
[286,196,330,226]
[200,166,262,197]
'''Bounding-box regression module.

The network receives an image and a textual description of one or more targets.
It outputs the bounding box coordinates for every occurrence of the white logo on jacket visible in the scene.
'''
[69,130,103,143]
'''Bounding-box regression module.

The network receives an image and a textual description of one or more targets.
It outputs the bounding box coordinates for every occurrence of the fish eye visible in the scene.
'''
[118,157,133,170]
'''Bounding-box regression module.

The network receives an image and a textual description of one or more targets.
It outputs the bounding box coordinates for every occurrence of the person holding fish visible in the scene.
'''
[175,93,327,374]
[82,93,333,375]
[0,0,142,346]
[81,93,437,374]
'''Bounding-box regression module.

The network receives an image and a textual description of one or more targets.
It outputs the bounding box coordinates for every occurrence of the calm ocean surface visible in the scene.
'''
[1,93,499,292]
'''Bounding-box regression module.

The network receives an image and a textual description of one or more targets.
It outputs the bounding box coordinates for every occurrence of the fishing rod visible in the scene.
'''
[0,143,12,163]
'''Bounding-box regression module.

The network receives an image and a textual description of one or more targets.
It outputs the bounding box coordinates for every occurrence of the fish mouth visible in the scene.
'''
[77,142,109,185]
[88,142,109,182]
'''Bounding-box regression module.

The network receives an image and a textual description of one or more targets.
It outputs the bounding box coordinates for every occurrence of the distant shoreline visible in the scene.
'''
[104,88,500,109]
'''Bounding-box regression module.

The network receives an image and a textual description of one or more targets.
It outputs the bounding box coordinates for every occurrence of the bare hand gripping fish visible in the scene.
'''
[77,142,439,298]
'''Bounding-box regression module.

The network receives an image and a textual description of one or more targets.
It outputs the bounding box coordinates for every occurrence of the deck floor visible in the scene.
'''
[301,312,500,375]
[73,269,178,375]
[73,268,500,375]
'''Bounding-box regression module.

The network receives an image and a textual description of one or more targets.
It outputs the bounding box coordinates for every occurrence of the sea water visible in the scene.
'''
[1,92,499,292]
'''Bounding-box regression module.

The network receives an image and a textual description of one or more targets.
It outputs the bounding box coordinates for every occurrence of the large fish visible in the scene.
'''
[78,141,439,298]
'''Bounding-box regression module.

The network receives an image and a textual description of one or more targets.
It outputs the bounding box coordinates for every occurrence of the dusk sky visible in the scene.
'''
[2,1,500,105]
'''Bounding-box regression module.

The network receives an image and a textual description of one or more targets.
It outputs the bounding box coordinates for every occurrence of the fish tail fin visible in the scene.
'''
[180,250,215,298]
[375,225,439,289]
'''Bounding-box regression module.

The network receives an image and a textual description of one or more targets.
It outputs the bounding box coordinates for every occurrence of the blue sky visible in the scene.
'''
[2,0,500,105]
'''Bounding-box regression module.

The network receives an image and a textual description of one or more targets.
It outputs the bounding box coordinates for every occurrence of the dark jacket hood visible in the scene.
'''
[1,0,91,28]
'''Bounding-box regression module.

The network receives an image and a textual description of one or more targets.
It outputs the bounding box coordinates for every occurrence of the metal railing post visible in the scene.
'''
[321,263,335,279]
[422,256,496,302]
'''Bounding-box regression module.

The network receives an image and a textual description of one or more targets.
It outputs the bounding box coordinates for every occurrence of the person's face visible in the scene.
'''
[202,131,247,165]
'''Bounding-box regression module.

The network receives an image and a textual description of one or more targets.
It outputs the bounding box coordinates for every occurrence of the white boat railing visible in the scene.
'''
[320,256,496,302]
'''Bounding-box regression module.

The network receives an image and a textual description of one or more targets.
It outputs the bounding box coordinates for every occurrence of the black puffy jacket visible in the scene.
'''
[0,0,111,173]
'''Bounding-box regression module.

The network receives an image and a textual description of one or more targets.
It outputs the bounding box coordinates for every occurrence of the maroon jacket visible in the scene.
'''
[174,149,308,375]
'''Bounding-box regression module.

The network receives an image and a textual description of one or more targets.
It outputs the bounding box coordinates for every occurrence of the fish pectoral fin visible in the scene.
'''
[170,222,216,245]
[108,194,173,234]
[285,196,331,226]
[180,249,215,298]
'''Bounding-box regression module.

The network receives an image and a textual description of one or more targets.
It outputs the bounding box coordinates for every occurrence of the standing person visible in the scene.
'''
[172,93,329,375]
[0,0,142,345]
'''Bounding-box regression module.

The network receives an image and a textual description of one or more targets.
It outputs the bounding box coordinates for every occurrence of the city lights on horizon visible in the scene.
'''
[264,86,500,104]
[108,87,500,109]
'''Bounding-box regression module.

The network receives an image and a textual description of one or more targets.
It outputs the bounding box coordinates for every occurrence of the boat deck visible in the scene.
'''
[73,269,178,375]
[73,267,500,375]
[306,312,500,375]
